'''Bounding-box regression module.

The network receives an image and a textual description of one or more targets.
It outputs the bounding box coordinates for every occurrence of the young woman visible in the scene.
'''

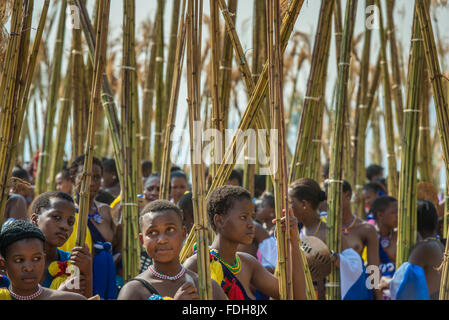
[0,220,86,300]
[118,200,226,300]
[30,191,92,298]
[102,158,121,199]
[185,185,306,300]
[169,170,188,204]
[370,196,398,279]
[55,168,73,195]
[66,155,118,299]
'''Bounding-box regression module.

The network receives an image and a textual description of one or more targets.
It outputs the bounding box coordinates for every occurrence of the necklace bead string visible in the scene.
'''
[148,265,186,281]
[210,249,241,274]
[9,284,43,300]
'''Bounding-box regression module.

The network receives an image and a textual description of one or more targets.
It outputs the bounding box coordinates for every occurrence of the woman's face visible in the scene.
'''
[378,201,398,229]
[170,177,187,204]
[74,164,102,200]
[144,177,160,203]
[139,210,186,263]
[55,173,72,195]
[288,192,308,222]
[4,238,45,293]
[215,198,256,246]
[362,189,378,210]
[256,200,274,224]
[31,198,76,248]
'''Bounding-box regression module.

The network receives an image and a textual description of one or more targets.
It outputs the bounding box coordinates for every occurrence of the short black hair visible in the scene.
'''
[102,158,117,175]
[12,166,30,182]
[369,196,397,219]
[57,168,71,181]
[170,170,187,182]
[144,173,161,187]
[207,185,252,231]
[69,155,104,182]
[290,178,326,210]
[178,192,193,225]
[0,220,46,259]
[228,169,243,186]
[30,191,75,216]
[417,200,438,235]
[178,192,193,214]
[363,181,387,195]
[254,175,267,199]
[170,166,182,173]
[96,189,115,205]
[141,160,153,172]
[366,164,384,181]
[342,180,352,194]
[139,199,183,226]
[261,192,275,209]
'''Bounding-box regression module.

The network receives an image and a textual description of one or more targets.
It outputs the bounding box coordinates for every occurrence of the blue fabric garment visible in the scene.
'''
[92,241,118,300]
[42,249,71,288]
[339,248,374,300]
[378,239,396,278]
[390,262,430,300]
[0,274,10,288]
[1,218,16,232]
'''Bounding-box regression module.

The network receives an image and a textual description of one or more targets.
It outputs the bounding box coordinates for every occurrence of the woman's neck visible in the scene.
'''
[378,223,393,238]
[10,284,39,297]
[44,243,58,263]
[301,211,321,230]
[210,235,239,265]
[342,206,354,225]
[152,260,183,276]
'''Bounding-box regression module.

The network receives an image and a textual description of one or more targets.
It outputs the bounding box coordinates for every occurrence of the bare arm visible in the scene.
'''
[5,196,28,221]
[183,254,199,273]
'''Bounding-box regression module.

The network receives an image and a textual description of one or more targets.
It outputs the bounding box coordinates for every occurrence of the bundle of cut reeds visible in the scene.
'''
[76,0,111,248]
[326,0,358,300]
[34,0,67,195]
[396,1,425,268]
[0,0,49,220]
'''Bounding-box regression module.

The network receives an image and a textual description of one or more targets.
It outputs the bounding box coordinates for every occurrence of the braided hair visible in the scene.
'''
[0,220,45,259]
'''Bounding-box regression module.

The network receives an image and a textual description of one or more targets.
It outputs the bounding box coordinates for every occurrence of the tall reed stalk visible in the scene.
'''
[35,0,67,195]
[48,59,73,191]
[0,0,49,220]
[120,0,140,281]
[396,3,424,268]
[160,0,187,200]
[266,0,292,300]
[376,0,398,198]
[289,0,334,183]
[326,0,358,300]
[207,0,304,194]
[185,0,213,300]
[412,0,449,299]
[386,0,404,133]
[352,0,374,216]
[75,0,123,180]
[153,0,165,173]
[76,0,110,248]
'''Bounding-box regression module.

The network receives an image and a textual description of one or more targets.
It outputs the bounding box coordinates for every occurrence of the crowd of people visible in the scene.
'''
[0,158,446,300]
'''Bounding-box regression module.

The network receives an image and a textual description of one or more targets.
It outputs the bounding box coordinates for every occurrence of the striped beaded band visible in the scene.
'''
[149,265,186,281]
[210,249,241,274]
[9,284,43,300]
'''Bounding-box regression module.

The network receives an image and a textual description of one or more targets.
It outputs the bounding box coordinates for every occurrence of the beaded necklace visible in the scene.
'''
[342,214,357,235]
[210,249,241,274]
[148,265,185,281]
[9,284,43,300]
